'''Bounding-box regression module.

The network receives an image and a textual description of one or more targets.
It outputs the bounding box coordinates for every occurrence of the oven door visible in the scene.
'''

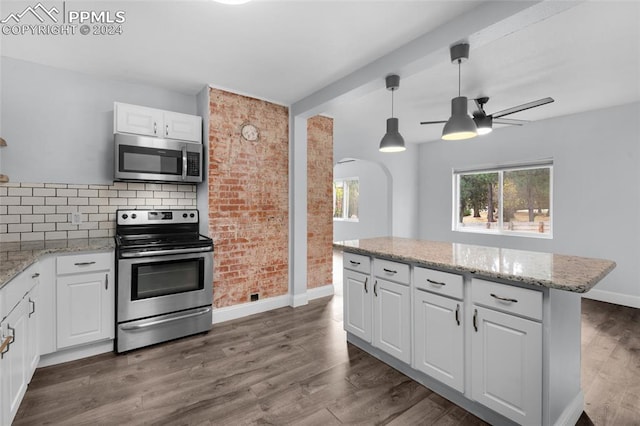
[117,250,213,323]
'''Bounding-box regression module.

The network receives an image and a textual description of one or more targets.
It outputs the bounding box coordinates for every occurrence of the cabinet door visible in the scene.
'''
[343,269,372,342]
[373,278,410,363]
[471,306,542,426]
[0,300,28,425]
[413,290,464,392]
[115,103,163,137]
[163,111,202,142]
[57,271,114,349]
[26,283,39,381]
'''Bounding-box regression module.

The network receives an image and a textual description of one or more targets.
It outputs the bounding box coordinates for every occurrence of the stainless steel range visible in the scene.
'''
[115,209,213,353]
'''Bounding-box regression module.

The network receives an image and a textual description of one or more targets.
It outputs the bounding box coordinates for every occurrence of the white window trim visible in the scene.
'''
[452,160,553,239]
[333,177,359,222]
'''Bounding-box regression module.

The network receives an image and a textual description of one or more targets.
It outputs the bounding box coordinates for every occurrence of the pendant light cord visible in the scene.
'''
[391,89,395,118]
[458,59,461,97]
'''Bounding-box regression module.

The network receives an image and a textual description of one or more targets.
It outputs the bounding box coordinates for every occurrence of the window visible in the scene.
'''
[453,161,552,237]
[333,178,359,221]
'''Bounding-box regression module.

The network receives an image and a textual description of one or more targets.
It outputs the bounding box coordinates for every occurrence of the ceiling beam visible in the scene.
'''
[291,0,582,118]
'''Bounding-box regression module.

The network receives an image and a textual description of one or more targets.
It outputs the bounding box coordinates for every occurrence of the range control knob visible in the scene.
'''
[183,213,188,218]
[131,214,137,219]
[121,214,128,220]
[190,213,195,218]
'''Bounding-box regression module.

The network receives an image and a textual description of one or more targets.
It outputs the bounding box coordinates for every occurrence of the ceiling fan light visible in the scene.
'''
[442,97,477,141]
[473,114,493,135]
[379,118,406,152]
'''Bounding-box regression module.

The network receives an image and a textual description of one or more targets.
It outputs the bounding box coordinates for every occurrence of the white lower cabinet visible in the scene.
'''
[0,264,40,425]
[413,289,464,392]
[373,278,410,363]
[56,252,114,349]
[343,253,547,425]
[343,269,372,342]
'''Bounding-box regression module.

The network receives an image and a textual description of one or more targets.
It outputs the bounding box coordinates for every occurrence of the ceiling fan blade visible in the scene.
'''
[420,120,447,125]
[493,118,528,126]
[491,97,554,118]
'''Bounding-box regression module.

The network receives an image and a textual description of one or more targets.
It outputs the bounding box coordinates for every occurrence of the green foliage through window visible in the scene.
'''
[333,179,359,221]
[454,163,552,237]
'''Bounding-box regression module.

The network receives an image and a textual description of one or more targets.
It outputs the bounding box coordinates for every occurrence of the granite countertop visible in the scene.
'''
[334,237,616,293]
[0,238,115,289]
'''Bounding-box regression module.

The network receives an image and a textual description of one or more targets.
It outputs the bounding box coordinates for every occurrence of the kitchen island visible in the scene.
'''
[333,237,616,426]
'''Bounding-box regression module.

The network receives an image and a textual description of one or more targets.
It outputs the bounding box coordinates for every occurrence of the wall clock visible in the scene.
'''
[241,123,259,141]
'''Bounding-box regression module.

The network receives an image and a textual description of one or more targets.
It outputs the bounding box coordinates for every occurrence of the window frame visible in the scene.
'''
[333,177,359,222]
[452,160,553,239]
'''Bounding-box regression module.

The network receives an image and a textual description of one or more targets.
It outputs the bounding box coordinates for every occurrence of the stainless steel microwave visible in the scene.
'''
[114,133,202,183]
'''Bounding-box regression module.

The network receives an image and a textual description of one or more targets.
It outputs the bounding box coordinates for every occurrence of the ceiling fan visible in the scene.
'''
[421,96,555,135]
[419,42,554,139]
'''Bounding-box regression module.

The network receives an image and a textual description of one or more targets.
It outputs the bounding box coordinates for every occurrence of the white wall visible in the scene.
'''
[333,159,391,241]
[0,57,197,185]
[333,119,419,239]
[418,102,640,307]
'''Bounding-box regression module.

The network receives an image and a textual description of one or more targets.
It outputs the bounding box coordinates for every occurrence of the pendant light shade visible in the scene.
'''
[379,118,405,152]
[379,74,406,153]
[442,96,477,140]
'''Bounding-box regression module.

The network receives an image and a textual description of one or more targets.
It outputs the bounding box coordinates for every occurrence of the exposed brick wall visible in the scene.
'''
[208,88,289,308]
[307,115,333,289]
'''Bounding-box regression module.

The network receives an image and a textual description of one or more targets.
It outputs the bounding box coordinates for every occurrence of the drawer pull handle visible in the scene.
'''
[473,309,478,332]
[349,260,361,266]
[31,273,40,279]
[74,261,96,266]
[455,304,460,326]
[0,335,13,359]
[153,122,157,135]
[490,293,518,304]
[29,298,36,317]
[382,268,397,274]
[364,277,368,294]
[105,274,109,290]
[374,280,378,297]
[427,279,446,286]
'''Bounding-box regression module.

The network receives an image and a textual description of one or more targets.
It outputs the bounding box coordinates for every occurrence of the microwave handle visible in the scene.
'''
[181,146,187,181]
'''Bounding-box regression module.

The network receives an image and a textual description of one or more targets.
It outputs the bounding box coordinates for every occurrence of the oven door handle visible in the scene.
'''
[120,307,212,331]
[120,246,213,258]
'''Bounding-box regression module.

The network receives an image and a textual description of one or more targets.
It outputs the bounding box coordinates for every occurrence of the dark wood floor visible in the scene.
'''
[15,274,640,424]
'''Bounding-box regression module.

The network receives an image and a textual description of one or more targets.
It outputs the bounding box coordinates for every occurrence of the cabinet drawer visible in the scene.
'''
[414,267,463,300]
[343,252,371,274]
[472,278,542,321]
[57,252,112,275]
[373,258,410,284]
[1,263,39,320]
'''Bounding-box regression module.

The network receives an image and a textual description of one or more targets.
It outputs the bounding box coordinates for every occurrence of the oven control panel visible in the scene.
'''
[117,209,198,225]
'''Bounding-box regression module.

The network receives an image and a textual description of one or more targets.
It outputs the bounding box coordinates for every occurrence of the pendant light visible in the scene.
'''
[379,74,406,153]
[442,43,477,141]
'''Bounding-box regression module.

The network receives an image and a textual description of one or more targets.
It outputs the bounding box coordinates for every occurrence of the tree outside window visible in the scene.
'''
[333,178,359,221]
[454,163,552,237]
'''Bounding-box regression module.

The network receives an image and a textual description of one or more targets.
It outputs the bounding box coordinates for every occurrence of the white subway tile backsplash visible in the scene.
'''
[8,206,33,215]
[21,232,44,241]
[33,205,56,214]
[2,182,198,241]
[8,187,33,196]
[9,224,32,233]
[46,197,68,205]
[21,214,45,223]
[33,188,56,197]
[0,196,20,205]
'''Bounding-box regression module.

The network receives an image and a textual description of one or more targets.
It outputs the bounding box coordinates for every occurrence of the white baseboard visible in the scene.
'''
[553,391,584,426]
[38,340,114,368]
[212,294,290,324]
[290,293,308,308]
[582,289,640,309]
[307,284,334,300]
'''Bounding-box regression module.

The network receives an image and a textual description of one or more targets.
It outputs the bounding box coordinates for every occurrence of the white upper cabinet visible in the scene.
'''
[114,102,202,143]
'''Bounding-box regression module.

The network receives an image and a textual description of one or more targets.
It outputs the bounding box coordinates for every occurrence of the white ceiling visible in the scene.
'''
[1,0,639,145]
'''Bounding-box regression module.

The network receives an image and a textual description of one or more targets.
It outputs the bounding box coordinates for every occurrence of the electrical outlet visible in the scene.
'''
[250,293,259,302]
[71,212,83,225]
